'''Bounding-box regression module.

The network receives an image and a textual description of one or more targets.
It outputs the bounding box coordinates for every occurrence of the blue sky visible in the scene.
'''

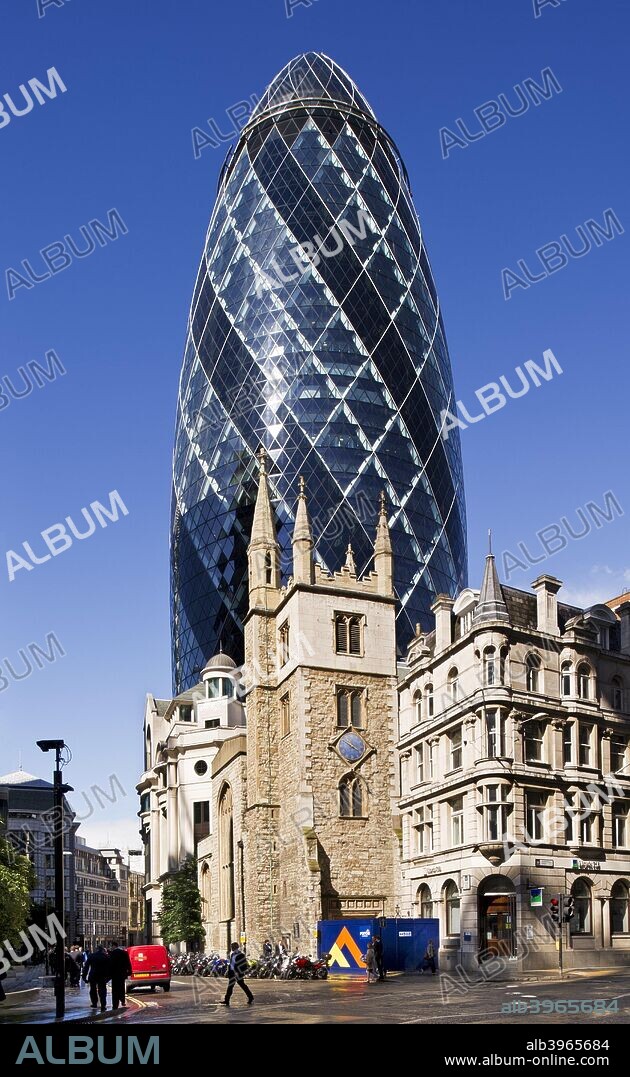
[1,0,628,851]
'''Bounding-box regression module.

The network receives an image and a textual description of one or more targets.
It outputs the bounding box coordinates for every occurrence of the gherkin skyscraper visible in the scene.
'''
[171,52,467,693]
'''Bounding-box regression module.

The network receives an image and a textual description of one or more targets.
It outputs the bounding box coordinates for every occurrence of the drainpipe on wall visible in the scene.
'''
[237,838,246,952]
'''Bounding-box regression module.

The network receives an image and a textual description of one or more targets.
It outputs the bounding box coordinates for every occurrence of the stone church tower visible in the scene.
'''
[243,448,400,949]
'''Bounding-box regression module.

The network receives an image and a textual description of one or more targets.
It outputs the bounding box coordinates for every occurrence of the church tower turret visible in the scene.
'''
[291,476,314,585]
[374,491,394,596]
[247,448,280,607]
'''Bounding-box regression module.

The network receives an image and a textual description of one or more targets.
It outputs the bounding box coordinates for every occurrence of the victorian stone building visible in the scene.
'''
[75,840,130,948]
[398,554,630,972]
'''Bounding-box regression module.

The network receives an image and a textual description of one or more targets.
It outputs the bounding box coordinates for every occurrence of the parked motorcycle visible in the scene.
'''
[311,953,331,979]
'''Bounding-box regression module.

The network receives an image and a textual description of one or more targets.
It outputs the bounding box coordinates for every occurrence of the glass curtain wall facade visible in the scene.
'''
[171,52,467,692]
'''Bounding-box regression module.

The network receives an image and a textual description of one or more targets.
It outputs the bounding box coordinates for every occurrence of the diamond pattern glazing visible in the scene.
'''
[171,53,467,693]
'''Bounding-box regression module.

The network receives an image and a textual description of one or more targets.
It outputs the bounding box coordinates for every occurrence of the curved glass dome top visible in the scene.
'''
[171,52,467,693]
[249,52,376,124]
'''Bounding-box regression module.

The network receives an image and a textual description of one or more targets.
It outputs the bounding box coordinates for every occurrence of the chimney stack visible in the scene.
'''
[531,574,562,635]
[432,594,454,653]
[617,601,630,656]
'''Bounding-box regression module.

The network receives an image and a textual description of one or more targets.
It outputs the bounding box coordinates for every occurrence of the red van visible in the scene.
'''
[126,945,171,992]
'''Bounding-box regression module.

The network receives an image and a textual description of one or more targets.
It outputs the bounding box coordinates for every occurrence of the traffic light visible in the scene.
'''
[563,896,575,922]
[550,897,561,923]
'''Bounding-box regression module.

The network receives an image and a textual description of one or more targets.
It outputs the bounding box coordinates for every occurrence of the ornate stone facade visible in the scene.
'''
[140,456,630,972]
[398,557,630,973]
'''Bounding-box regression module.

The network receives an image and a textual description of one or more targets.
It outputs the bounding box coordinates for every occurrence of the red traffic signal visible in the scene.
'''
[550,897,561,923]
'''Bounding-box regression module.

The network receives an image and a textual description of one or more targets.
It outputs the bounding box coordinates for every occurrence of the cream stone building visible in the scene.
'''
[398,553,630,973]
[138,452,630,972]
[137,655,246,944]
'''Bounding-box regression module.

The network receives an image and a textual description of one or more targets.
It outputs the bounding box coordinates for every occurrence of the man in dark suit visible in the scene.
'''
[82,945,112,1011]
[108,943,133,1010]
[220,942,253,1007]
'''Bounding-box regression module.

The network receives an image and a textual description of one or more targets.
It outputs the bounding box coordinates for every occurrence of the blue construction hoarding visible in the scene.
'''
[318,918,439,975]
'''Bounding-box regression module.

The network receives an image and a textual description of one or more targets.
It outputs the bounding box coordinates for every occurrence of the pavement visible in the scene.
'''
[1,968,629,1025]
[0,981,124,1025]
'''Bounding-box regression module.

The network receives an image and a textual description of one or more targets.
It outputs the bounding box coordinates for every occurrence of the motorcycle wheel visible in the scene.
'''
[317,968,328,979]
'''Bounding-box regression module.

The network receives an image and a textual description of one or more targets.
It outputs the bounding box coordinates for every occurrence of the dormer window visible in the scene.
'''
[335,614,363,656]
[179,705,193,722]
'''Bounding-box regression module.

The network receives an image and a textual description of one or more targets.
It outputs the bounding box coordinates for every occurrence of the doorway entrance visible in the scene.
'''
[478,876,516,959]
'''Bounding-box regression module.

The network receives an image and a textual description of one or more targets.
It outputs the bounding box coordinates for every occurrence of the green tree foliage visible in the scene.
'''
[158,856,204,947]
[0,838,36,945]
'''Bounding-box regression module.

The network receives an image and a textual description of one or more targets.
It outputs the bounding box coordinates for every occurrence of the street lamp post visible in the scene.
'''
[37,739,72,1021]
[44,881,50,975]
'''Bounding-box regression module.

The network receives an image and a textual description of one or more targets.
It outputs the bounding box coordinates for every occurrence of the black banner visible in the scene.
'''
[1,1021,626,1067]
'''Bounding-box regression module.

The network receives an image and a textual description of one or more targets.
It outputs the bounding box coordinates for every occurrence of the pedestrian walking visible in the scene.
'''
[421,939,436,975]
[82,945,112,1011]
[220,942,254,1007]
[64,948,76,984]
[109,943,132,1010]
[68,946,83,987]
[363,942,377,984]
[373,935,385,981]
[262,939,273,958]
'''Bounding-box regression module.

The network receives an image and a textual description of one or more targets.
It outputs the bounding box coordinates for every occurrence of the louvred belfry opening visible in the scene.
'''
[170,52,467,693]
[336,618,348,653]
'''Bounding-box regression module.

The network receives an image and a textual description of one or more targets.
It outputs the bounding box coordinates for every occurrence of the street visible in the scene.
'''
[88,969,630,1025]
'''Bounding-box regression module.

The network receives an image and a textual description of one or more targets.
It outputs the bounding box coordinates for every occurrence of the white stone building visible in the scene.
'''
[137,655,245,944]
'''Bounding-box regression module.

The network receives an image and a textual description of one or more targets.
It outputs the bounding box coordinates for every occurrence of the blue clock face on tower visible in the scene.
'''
[337,730,366,764]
